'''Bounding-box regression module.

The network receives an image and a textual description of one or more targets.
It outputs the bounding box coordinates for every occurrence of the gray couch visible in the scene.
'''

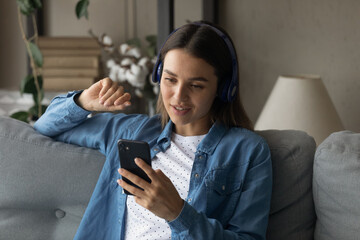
[0,116,359,240]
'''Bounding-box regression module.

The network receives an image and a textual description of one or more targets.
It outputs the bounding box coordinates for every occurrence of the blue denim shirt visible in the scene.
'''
[34,91,272,240]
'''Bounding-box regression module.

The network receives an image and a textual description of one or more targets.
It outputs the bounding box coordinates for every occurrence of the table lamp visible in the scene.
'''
[255,75,344,145]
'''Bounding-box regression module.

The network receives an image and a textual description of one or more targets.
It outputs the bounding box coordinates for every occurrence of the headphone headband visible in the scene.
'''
[152,22,238,102]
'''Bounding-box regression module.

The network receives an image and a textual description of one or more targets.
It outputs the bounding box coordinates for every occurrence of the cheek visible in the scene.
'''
[160,84,169,101]
[160,85,171,104]
[197,94,216,112]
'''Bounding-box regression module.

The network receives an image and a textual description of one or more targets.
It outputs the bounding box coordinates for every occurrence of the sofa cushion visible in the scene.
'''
[0,116,105,240]
[313,131,360,240]
[258,130,317,240]
[0,116,317,239]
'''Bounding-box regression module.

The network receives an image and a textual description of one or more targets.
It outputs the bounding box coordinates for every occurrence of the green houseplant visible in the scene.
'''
[12,0,157,122]
[11,0,87,123]
[12,0,46,123]
[11,0,88,123]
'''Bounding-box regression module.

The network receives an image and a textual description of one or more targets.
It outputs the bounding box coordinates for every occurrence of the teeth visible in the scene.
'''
[175,106,186,111]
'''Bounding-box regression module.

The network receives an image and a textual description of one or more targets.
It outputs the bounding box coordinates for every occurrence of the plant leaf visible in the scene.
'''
[145,35,157,45]
[20,74,34,95]
[145,35,157,57]
[32,76,44,106]
[126,38,141,48]
[16,0,41,15]
[10,111,29,123]
[76,0,90,19]
[20,74,43,99]
[32,83,44,106]
[16,0,34,16]
[31,0,42,8]
[29,42,43,67]
[146,46,156,58]
[28,104,47,119]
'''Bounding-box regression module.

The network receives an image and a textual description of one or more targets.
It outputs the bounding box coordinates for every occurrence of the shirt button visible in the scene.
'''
[154,148,159,152]
[199,156,203,160]
[194,173,199,178]
[222,185,226,191]
[187,198,192,203]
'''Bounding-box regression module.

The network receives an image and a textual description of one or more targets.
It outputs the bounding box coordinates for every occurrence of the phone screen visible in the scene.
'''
[117,139,152,195]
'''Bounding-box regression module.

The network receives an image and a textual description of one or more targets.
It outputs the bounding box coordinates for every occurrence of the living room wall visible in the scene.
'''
[44,0,157,50]
[1,0,359,133]
[219,0,360,133]
[0,1,27,90]
[0,0,200,90]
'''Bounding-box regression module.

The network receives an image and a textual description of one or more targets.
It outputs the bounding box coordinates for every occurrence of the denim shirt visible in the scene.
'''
[34,91,272,240]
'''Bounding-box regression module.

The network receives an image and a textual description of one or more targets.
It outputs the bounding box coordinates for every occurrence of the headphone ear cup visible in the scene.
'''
[218,77,231,102]
[156,62,163,82]
[152,59,163,83]
[218,76,238,102]
[227,81,238,102]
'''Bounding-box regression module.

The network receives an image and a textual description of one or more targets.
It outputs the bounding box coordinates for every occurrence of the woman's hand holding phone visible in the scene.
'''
[76,77,131,112]
[117,158,185,222]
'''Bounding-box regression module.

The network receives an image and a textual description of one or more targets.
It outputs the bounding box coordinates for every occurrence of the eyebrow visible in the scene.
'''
[163,69,209,82]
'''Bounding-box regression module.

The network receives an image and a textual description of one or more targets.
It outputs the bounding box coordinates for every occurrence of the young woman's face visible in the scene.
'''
[160,49,218,136]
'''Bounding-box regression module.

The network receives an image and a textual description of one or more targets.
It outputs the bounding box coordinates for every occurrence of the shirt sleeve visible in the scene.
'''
[33,91,141,155]
[34,91,91,137]
[167,139,272,240]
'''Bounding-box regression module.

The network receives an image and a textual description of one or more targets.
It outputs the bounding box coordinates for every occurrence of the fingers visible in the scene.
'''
[134,158,157,180]
[98,78,132,108]
[99,78,121,104]
[117,161,184,221]
[98,78,114,99]
[117,178,145,196]
[114,92,131,106]
[118,168,150,195]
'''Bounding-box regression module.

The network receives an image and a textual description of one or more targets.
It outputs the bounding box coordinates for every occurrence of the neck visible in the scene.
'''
[173,122,212,136]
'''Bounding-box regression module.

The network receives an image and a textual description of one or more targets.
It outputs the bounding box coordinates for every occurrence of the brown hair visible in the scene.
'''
[156,22,253,131]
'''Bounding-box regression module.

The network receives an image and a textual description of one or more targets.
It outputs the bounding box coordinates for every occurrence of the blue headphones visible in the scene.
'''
[151,22,239,102]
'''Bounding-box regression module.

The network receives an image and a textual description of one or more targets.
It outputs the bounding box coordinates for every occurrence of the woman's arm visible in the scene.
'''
[34,78,132,152]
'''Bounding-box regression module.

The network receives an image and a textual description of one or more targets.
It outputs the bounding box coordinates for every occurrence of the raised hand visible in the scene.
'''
[76,77,131,112]
[117,158,184,222]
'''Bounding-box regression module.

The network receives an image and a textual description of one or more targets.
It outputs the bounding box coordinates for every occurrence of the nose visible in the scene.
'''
[174,83,188,101]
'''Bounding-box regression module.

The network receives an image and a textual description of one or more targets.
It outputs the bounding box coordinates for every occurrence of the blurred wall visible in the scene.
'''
[0,1,27,90]
[44,0,157,50]
[1,0,359,132]
[219,0,360,132]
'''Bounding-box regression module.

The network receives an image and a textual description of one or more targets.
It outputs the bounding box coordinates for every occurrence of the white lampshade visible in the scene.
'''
[255,75,344,145]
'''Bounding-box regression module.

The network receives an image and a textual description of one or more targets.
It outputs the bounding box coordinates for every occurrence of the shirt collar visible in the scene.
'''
[157,120,228,155]
[156,120,173,151]
[197,122,227,155]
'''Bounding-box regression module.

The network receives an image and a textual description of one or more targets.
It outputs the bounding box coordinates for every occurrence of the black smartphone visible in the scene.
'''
[117,139,152,195]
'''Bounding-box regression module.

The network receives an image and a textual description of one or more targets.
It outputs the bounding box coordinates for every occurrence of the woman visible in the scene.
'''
[34,21,272,240]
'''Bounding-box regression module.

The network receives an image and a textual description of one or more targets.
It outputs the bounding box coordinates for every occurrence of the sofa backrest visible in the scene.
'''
[258,130,316,240]
[313,130,360,240]
[0,117,105,240]
[0,116,317,239]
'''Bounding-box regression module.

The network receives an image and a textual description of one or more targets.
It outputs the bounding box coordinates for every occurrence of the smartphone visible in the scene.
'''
[117,139,152,195]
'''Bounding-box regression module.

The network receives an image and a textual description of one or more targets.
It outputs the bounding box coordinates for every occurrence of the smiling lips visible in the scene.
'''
[172,105,191,115]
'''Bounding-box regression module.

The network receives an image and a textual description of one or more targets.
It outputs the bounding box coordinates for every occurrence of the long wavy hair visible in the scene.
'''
[156,22,253,131]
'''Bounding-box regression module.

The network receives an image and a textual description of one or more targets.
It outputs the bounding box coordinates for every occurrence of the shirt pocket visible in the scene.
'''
[204,169,242,224]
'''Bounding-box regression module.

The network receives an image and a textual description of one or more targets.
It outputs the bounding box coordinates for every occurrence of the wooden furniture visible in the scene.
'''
[38,37,101,91]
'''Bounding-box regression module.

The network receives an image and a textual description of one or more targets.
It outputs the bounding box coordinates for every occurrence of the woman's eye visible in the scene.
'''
[191,84,204,89]
[165,77,176,83]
